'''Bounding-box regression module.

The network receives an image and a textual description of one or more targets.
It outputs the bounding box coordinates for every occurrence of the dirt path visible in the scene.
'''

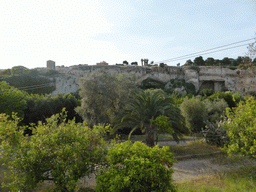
[77,140,256,188]
[172,157,256,183]
[79,156,256,189]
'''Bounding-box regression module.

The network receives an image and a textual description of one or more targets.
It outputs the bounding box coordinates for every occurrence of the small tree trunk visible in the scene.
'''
[145,127,155,147]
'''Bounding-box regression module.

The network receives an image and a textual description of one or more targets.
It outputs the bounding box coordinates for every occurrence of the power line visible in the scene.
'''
[158,43,249,64]
[155,37,255,64]
[1,82,54,91]
[20,84,55,91]
[13,82,53,90]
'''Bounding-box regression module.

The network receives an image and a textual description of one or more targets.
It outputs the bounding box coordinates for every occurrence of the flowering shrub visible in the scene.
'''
[0,109,107,192]
[95,141,177,192]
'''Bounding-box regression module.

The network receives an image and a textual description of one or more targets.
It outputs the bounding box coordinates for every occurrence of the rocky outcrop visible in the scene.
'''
[50,65,256,96]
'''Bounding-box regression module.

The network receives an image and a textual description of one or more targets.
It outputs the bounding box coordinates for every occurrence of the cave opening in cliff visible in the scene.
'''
[199,80,226,92]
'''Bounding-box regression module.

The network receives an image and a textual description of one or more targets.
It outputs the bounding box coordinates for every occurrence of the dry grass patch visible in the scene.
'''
[168,140,221,157]
[177,174,225,191]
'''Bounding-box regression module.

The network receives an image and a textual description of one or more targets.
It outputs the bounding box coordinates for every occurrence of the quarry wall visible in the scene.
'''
[51,65,256,96]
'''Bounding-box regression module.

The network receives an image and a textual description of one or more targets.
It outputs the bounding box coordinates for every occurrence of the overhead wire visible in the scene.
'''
[1,82,55,91]
[157,43,249,64]
[155,37,255,64]
[1,37,255,92]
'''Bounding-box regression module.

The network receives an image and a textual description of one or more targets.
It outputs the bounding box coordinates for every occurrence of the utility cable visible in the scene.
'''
[0,82,54,91]
[19,84,55,91]
[157,43,249,64]
[155,37,255,64]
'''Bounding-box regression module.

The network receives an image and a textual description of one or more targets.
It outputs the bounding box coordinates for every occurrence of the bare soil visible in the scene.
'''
[79,156,256,189]
[78,141,256,188]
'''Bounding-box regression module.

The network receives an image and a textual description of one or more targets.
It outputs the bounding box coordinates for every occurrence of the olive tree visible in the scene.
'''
[75,69,139,127]
[180,96,207,133]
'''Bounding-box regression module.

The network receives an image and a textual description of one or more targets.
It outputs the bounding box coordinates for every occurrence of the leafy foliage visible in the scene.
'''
[193,56,205,66]
[165,78,196,95]
[4,72,55,95]
[130,61,138,65]
[0,110,107,192]
[123,60,129,65]
[198,89,214,97]
[139,78,166,90]
[21,93,82,130]
[0,81,27,118]
[95,141,177,192]
[207,91,240,109]
[223,96,256,159]
[41,69,60,76]
[202,121,229,147]
[203,98,228,123]
[11,66,30,75]
[114,89,187,147]
[153,115,174,135]
[76,69,139,127]
[180,96,207,133]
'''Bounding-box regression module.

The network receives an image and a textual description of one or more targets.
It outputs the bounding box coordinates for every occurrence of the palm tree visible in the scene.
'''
[114,89,188,147]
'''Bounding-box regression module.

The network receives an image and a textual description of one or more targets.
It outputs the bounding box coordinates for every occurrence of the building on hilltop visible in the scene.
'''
[96,61,108,66]
[47,60,56,70]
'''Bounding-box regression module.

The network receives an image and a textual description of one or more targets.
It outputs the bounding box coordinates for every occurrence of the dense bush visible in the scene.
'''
[207,91,238,109]
[180,96,207,133]
[4,72,55,95]
[0,81,27,118]
[164,78,196,95]
[76,69,139,127]
[202,121,229,147]
[41,69,60,76]
[223,96,256,159]
[21,93,82,131]
[203,98,228,123]
[198,89,214,97]
[0,110,107,192]
[95,141,177,192]
[113,89,187,147]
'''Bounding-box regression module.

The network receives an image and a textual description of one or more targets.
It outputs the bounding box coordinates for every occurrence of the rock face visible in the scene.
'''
[50,65,256,96]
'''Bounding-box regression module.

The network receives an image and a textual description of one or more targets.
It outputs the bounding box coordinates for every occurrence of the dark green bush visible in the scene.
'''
[4,73,55,95]
[21,93,82,133]
[198,89,214,97]
[208,91,237,109]
[202,121,229,147]
[180,96,207,133]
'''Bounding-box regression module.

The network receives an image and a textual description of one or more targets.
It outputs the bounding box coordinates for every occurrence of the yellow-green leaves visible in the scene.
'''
[223,96,256,159]
[96,141,177,192]
[153,115,174,135]
[0,110,107,191]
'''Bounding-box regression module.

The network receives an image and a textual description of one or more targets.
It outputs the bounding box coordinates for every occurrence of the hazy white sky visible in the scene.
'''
[2,0,256,69]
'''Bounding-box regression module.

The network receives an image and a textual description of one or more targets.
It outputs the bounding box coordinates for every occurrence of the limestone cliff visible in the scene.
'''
[50,65,256,96]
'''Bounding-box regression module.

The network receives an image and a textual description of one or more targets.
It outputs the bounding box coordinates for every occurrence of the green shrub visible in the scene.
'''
[188,66,200,73]
[4,73,55,95]
[0,110,107,192]
[198,89,214,97]
[202,121,229,147]
[0,81,27,118]
[95,141,177,192]
[22,93,82,129]
[223,96,256,159]
[204,98,228,123]
[208,91,237,109]
[180,96,207,133]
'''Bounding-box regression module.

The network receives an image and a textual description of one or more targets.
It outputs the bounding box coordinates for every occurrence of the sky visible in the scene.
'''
[1,0,256,69]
